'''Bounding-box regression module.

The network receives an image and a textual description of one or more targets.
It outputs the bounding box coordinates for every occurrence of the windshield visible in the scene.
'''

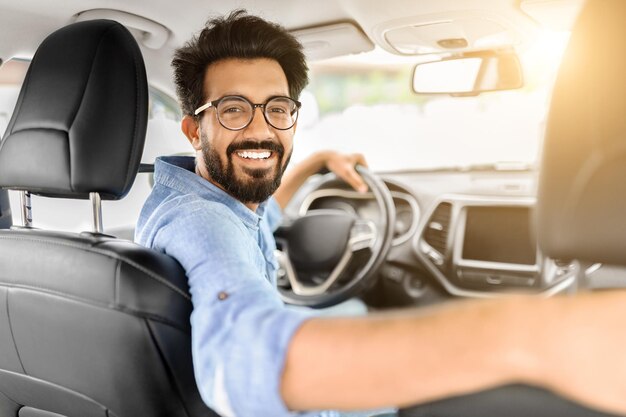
[293,31,571,172]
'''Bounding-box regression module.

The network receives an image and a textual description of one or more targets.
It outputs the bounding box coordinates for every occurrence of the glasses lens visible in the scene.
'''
[265,97,299,129]
[216,96,253,130]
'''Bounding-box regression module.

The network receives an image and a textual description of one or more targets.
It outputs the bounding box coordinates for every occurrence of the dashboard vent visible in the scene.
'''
[424,202,452,254]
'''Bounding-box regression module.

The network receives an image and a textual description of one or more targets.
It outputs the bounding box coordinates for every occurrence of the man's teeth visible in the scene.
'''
[237,151,271,159]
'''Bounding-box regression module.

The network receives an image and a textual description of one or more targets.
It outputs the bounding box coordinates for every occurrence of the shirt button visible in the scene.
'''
[217,291,229,301]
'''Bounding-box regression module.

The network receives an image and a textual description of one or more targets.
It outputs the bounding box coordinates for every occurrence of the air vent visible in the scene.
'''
[424,202,452,254]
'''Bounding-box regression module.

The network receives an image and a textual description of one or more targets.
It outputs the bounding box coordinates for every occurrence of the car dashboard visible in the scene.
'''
[287,168,580,308]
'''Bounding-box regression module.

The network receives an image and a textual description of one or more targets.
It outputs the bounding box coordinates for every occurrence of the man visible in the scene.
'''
[136,10,626,417]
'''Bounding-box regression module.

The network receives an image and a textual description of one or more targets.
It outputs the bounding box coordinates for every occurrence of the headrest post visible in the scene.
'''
[20,191,33,228]
[90,192,103,234]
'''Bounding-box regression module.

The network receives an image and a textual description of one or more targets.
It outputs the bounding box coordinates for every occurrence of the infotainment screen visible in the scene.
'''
[462,206,536,265]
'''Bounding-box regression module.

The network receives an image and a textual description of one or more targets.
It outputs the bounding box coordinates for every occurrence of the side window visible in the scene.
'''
[0,60,28,229]
[142,86,191,164]
[0,59,29,138]
[0,59,190,233]
[149,86,181,121]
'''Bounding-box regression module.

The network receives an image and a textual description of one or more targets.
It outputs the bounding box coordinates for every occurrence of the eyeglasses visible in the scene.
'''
[194,95,301,131]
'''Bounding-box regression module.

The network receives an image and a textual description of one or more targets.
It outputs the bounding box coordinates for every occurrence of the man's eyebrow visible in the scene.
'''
[212,92,290,101]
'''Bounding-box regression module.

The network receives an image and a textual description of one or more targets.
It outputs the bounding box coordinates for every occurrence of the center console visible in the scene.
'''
[414,195,576,297]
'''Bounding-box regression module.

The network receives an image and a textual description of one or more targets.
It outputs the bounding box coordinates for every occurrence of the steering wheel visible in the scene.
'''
[275,166,396,308]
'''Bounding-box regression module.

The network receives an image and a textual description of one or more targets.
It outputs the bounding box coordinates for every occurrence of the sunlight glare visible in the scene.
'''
[521,30,572,86]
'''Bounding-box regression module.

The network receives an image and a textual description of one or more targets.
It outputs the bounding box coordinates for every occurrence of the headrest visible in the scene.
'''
[0,19,148,200]
[537,0,626,265]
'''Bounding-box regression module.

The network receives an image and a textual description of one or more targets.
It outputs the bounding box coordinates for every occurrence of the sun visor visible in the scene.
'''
[292,22,374,61]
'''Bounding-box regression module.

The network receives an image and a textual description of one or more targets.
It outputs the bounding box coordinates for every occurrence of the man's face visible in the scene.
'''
[194,58,295,204]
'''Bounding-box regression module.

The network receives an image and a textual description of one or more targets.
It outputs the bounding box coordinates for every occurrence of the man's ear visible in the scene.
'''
[181,115,202,150]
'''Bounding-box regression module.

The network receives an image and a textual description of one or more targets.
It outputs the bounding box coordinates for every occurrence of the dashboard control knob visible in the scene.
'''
[427,249,444,266]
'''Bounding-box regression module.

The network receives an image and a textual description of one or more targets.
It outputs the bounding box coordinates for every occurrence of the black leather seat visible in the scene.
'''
[0,20,217,417]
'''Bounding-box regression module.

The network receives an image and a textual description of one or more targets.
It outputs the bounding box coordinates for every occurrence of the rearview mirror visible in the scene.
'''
[412,50,523,95]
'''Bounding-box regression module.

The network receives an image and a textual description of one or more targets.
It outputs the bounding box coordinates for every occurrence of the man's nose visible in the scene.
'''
[244,107,273,138]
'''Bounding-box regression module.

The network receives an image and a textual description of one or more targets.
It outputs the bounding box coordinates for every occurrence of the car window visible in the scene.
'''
[0,59,191,234]
[0,59,28,138]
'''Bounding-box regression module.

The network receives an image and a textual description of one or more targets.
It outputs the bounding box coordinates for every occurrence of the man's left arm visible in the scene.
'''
[274,150,368,209]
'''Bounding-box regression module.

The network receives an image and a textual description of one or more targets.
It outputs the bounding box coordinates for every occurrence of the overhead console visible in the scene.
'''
[414,195,576,297]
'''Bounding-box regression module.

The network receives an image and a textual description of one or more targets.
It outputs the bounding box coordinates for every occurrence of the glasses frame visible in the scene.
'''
[193,95,301,131]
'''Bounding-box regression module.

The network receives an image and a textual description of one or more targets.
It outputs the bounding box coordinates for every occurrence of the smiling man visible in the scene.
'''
[184,57,311,210]
[135,9,626,417]
[135,10,373,417]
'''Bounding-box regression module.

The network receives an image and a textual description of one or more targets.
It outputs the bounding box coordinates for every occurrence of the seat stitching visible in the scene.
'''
[0,235,191,300]
[5,290,27,374]
[0,389,20,411]
[0,368,115,412]
[114,259,120,305]
[5,127,69,135]
[0,282,189,333]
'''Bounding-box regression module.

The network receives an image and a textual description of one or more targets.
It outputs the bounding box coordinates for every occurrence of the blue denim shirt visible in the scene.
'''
[135,156,337,417]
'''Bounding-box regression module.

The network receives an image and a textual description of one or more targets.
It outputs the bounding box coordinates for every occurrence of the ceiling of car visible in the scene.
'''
[0,0,584,96]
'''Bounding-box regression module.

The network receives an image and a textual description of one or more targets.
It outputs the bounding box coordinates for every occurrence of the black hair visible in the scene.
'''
[172,9,309,116]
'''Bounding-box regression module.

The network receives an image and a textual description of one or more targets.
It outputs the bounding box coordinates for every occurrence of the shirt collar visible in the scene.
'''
[154,155,267,229]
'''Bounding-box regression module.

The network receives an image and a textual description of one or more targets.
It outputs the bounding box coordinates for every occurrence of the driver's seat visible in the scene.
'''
[0,20,217,417]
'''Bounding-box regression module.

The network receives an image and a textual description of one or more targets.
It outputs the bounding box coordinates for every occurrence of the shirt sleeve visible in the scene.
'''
[153,200,313,417]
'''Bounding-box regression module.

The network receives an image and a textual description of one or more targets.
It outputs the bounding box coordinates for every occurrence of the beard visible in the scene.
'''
[200,132,292,204]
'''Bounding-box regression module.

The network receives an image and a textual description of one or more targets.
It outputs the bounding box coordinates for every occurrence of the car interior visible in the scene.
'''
[0,0,625,416]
